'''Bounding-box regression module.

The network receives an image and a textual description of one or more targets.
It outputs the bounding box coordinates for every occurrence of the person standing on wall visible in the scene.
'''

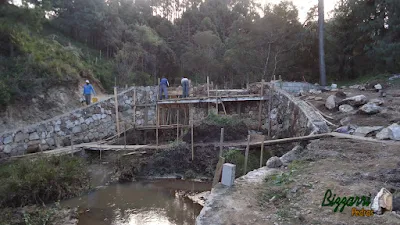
[159,77,169,100]
[83,80,96,105]
[181,76,190,98]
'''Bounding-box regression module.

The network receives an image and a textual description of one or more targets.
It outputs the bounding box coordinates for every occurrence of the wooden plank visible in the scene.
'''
[259,135,265,168]
[212,157,225,187]
[248,133,331,147]
[219,128,224,157]
[114,87,120,137]
[244,135,250,174]
[191,123,194,161]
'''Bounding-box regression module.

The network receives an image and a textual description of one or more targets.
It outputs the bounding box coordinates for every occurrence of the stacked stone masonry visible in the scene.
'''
[0,86,157,158]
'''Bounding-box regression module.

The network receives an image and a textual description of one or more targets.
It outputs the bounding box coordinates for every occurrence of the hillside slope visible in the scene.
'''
[0,5,113,133]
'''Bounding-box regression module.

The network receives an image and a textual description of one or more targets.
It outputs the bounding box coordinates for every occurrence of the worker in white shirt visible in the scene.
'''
[181,76,190,98]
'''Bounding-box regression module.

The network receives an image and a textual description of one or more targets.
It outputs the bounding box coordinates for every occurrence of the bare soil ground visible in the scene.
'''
[197,137,400,225]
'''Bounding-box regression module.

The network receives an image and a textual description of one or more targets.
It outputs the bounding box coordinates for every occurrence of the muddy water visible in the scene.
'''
[61,179,211,225]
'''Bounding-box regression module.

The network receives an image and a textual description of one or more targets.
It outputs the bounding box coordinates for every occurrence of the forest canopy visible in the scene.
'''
[1,0,399,105]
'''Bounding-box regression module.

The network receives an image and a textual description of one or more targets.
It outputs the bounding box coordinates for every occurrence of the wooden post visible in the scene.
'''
[156,103,159,147]
[124,123,127,150]
[133,89,137,126]
[114,87,120,137]
[258,79,265,131]
[244,135,250,174]
[191,123,194,161]
[70,134,74,151]
[219,128,224,157]
[190,105,194,161]
[176,109,179,141]
[207,76,210,115]
[267,82,273,139]
[212,157,225,187]
[259,135,265,168]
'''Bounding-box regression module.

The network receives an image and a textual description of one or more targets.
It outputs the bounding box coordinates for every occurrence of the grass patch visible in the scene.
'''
[259,160,307,208]
[0,156,89,208]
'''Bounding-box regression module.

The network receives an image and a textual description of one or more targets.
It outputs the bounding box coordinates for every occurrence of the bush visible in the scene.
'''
[223,149,259,177]
[0,156,89,208]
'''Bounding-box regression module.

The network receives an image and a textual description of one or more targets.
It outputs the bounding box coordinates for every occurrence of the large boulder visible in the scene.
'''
[376,124,398,140]
[354,126,384,137]
[280,145,303,164]
[388,124,400,141]
[266,156,283,168]
[325,95,337,110]
[359,103,382,114]
[339,95,368,106]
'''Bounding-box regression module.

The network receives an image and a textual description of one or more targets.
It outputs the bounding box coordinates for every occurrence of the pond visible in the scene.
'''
[61,179,211,225]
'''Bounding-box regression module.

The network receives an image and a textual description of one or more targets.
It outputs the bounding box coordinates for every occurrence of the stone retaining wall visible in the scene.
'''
[265,82,329,138]
[0,86,157,158]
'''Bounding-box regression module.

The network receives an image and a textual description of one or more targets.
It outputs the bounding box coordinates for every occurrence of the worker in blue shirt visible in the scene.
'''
[159,77,169,100]
[83,80,96,105]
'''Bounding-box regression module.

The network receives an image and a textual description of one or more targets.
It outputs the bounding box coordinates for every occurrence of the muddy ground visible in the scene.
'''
[198,137,400,225]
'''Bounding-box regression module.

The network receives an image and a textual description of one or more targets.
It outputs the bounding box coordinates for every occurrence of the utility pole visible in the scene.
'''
[318,0,327,86]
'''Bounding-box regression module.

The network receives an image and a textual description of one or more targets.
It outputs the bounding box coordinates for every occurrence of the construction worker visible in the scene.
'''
[181,76,190,98]
[83,80,96,105]
[159,77,169,99]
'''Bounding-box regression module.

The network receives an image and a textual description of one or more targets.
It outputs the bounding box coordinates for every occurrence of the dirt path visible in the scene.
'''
[197,137,400,225]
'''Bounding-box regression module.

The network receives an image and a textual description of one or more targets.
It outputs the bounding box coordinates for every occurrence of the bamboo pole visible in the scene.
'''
[259,135,265,168]
[114,87,120,137]
[212,157,225,187]
[219,128,224,157]
[190,105,194,161]
[258,79,265,131]
[244,134,250,174]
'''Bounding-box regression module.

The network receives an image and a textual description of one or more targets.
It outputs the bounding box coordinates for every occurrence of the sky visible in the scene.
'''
[266,0,338,22]
[12,0,338,22]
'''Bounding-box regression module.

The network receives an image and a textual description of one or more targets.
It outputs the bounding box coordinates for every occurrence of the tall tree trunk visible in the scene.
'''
[263,43,271,80]
[318,0,327,86]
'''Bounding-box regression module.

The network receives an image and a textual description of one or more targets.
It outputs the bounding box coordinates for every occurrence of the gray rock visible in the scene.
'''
[388,124,400,141]
[79,117,85,124]
[14,132,28,142]
[335,126,352,134]
[280,146,303,164]
[66,121,75,129]
[340,95,368,106]
[325,95,337,110]
[54,125,61,132]
[4,145,12,154]
[340,117,351,126]
[85,118,93,124]
[29,132,40,141]
[339,104,354,113]
[72,126,82,134]
[359,103,382,114]
[45,138,55,146]
[309,89,322,94]
[3,135,13,144]
[314,97,323,101]
[374,84,382,90]
[266,156,283,168]
[354,126,384,137]
[376,128,390,140]
[370,98,384,105]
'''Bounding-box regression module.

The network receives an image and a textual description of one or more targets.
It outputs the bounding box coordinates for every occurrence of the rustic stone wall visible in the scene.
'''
[265,82,329,138]
[0,86,157,158]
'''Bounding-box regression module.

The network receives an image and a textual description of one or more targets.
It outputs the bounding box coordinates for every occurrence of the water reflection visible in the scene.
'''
[61,179,210,225]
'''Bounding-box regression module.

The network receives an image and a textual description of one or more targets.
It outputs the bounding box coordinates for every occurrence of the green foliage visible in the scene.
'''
[204,113,241,126]
[0,156,89,208]
[223,149,259,176]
